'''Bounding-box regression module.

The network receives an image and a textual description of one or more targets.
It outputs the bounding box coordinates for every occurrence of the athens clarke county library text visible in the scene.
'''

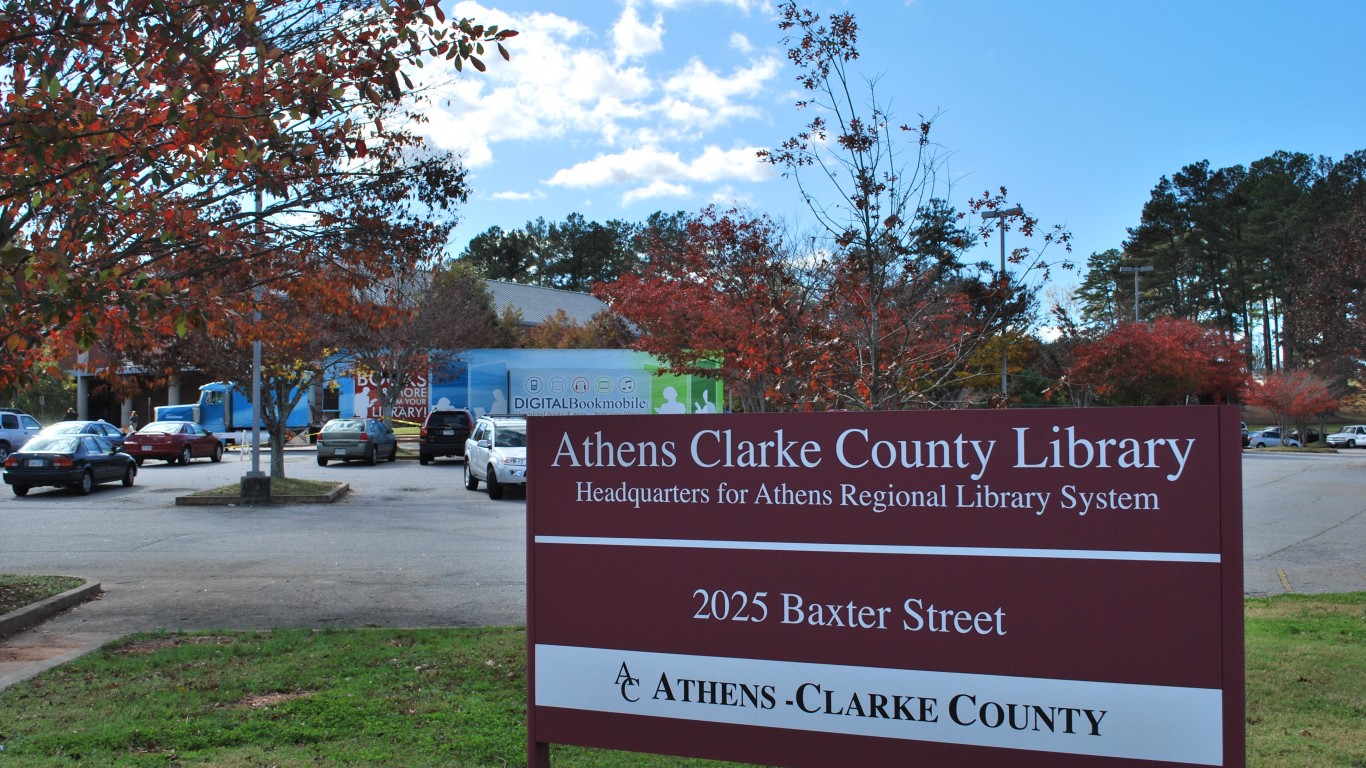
[551,425,1194,480]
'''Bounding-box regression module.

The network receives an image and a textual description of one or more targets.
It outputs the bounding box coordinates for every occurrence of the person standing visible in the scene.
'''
[128,410,139,432]
[65,407,77,420]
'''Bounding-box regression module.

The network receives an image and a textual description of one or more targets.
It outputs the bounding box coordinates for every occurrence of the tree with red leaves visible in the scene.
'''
[1243,370,1339,441]
[0,0,516,395]
[1066,317,1248,406]
[597,207,814,412]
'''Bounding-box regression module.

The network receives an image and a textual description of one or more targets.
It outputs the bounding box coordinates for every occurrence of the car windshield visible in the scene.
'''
[494,424,527,448]
[323,420,364,432]
[139,422,183,434]
[428,412,466,427]
[23,436,80,453]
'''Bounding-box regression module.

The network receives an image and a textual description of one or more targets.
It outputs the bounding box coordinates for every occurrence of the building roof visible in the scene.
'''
[486,280,608,326]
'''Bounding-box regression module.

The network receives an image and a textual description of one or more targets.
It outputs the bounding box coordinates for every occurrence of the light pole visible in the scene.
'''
[981,205,1024,398]
[1118,264,1154,322]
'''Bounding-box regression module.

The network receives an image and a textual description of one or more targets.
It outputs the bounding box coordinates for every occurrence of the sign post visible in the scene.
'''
[528,407,1244,767]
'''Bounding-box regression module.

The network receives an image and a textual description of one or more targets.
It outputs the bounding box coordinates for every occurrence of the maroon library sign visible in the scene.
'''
[527,407,1244,767]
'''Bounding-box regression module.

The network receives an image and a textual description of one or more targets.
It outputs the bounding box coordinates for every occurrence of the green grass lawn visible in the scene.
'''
[0,593,1361,767]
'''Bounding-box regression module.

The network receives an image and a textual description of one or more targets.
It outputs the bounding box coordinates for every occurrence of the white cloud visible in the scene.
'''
[658,56,781,131]
[487,189,546,202]
[545,145,771,191]
[623,180,692,205]
[418,2,783,207]
[708,184,754,207]
[613,3,665,64]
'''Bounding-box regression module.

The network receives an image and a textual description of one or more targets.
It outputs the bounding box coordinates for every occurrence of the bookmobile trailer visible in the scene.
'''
[154,349,722,443]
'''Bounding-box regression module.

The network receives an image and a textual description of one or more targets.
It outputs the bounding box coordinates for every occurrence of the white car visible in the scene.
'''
[1247,429,1301,449]
[1325,425,1366,449]
[464,416,527,499]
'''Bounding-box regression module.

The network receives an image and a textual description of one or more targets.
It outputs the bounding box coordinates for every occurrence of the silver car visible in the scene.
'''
[1325,425,1366,449]
[1247,428,1301,449]
[316,418,399,466]
[464,416,527,499]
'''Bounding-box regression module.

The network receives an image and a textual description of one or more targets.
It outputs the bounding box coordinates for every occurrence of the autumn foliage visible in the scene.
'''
[1066,318,1248,405]
[0,0,515,391]
[1242,370,1340,434]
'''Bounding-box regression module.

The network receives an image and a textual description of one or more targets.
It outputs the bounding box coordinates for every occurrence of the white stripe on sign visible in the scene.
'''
[534,645,1223,765]
[533,536,1220,563]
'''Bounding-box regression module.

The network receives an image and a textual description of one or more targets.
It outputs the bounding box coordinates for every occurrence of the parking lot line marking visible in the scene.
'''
[1277,568,1294,593]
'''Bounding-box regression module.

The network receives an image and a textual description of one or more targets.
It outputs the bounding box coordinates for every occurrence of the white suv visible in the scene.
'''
[463,416,527,499]
[0,409,42,461]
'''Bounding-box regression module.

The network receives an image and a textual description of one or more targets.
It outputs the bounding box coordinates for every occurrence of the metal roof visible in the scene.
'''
[486,280,609,326]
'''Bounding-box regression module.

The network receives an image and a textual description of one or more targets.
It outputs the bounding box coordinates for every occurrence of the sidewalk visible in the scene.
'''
[0,580,108,690]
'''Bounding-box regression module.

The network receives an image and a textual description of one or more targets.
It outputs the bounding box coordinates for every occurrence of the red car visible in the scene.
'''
[123,421,224,465]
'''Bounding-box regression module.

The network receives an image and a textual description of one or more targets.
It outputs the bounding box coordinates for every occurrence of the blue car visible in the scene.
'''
[3,434,138,496]
[38,419,129,451]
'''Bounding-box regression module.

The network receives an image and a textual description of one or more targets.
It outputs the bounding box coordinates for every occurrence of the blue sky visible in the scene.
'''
[419,1,1366,296]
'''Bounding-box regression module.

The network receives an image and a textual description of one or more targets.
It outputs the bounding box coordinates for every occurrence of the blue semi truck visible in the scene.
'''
[153,382,331,445]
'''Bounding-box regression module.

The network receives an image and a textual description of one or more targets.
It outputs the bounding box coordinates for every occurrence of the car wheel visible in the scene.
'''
[387,445,397,462]
[12,485,29,497]
[317,456,329,467]
[179,447,192,465]
[420,454,430,465]
[486,465,503,500]
[464,460,479,490]
[74,471,94,495]
[367,445,379,466]
[1349,440,1358,449]
[122,465,136,487]
[0,443,9,462]
[211,444,223,463]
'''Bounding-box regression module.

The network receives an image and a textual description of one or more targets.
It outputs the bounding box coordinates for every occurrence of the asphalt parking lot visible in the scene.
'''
[1,445,1364,686]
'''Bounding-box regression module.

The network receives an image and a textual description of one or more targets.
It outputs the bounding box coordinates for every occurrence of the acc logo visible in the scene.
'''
[615,662,640,702]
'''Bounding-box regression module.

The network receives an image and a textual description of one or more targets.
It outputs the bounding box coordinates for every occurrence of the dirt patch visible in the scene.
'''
[0,645,69,662]
[112,635,239,655]
[238,690,314,708]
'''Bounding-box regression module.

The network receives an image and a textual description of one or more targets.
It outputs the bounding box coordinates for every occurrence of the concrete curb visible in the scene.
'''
[174,483,350,506]
[0,579,103,639]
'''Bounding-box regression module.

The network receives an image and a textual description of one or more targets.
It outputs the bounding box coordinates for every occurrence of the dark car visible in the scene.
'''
[3,434,137,496]
[418,408,473,465]
[39,419,129,451]
[316,417,398,466]
[1289,428,1320,445]
[123,421,225,465]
